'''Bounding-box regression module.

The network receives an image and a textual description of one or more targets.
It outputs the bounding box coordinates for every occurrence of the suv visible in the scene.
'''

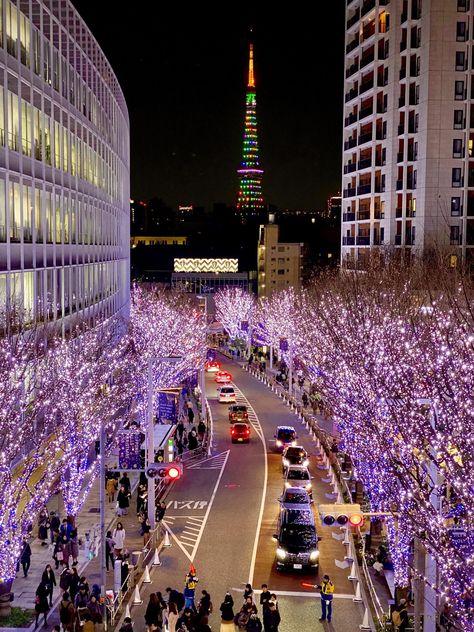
[279,487,312,511]
[284,465,312,498]
[228,404,249,423]
[218,386,236,403]
[274,426,297,451]
[230,422,251,443]
[273,507,320,571]
[282,446,309,473]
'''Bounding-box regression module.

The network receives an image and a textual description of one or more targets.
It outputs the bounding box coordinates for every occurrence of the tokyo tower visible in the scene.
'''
[236,43,264,212]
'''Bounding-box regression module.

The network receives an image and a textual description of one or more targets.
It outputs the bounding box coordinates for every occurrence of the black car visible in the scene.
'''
[274,425,297,451]
[273,508,320,571]
[228,404,249,423]
[282,446,309,472]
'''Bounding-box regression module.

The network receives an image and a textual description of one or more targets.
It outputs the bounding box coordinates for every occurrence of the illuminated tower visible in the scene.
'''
[236,44,264,213]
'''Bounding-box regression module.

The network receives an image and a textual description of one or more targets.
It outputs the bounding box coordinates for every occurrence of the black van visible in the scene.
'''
[273,508,320,571]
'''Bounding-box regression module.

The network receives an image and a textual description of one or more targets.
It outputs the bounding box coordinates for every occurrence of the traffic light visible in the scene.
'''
[146,462,183,480]
[318,504,364,527]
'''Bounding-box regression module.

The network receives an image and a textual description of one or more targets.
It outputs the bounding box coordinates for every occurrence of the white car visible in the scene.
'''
[218,386,236,403]
[283,465,313,498]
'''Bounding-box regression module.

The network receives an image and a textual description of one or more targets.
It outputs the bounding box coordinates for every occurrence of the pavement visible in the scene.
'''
[126,355,369,632]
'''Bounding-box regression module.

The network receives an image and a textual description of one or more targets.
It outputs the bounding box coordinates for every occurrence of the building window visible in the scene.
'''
[453,139,463,158]
[277,269,285,275]
[450,225,461,245]
[456,22,467,41]
[455,80,465,100]
[451,197,462,216]
[452,167,463,187]
[454,109,464,129]
[456,51,466,70]
[457,0,469,11]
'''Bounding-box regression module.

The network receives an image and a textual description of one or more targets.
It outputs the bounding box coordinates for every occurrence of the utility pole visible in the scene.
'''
[99,419,107,631]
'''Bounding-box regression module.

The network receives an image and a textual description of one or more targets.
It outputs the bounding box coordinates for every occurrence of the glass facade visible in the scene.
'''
[0,0,129,326]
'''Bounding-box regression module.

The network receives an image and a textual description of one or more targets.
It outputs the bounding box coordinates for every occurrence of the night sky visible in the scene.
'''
[71,4,345,211]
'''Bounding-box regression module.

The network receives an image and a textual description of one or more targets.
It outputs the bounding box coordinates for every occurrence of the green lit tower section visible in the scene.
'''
[236,44,264,212]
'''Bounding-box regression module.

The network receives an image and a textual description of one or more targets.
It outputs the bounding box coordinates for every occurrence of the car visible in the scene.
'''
[282,446,309,473]
[218,386,236,403]
[205,360,221,372]
[279,487,312,511]
[206,349,216,361]
[284,465,313,498]
[273,507,320,571]
[274,425,297,451]
[230,422,251,443]
[215,370,232,384]
[228,404,249,423]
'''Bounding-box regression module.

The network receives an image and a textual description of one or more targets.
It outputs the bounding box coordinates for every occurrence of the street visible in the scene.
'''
[131,355,366,632]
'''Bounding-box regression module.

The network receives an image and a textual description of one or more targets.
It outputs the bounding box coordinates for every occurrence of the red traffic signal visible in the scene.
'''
[146,462,183,480]
[319,504,364,528]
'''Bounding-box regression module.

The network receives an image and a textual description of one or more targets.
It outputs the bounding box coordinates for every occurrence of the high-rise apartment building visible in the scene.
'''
[342,0,473,267]
[0,0,130,327]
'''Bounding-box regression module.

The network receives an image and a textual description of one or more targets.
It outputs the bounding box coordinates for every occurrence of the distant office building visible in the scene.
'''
[342,0,474,267]
[131,235,188,247]
[328,196,342,220]
[257,219,302,298]
[0,0,130,326]
[131,199,148,234]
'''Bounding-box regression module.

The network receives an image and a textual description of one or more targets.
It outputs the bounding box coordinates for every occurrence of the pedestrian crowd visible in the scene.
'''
[134,570,282,632]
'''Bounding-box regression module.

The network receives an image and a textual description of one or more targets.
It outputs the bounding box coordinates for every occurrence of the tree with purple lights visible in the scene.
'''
[0,329,63,603]
[48,323,134,518]
[214,287,256,348]
[297,257,474,629]
[128,285,207,425]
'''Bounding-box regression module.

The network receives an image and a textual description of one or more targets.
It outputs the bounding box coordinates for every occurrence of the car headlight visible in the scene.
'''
[276,440,282,447]
[310,550,320,561]
[283,459,289,467]
[276,548,287,560]
[305,483,312,490]
[285,482,290,488]
[302,459,309,467]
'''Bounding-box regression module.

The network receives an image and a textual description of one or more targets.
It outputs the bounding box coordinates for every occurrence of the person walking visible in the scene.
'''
[68,568,80,603]
[69,529,79,566]
[316,575,335,623]
[198,590,213,618]
[197,420,206,443]
[119,472,131,495]
[260,584,271,613]
[219,593,235,632]
[34,581,50,628]
[59,592,76,632]
[117,485,130,517]
[145,593,162,630]
[167,602,179,632]
[19,538,32,577]
[187,405,195,425]
[263,602,280,632]
[392,598,409,631]
[187,428,198,451]
[105,531,115,571]
[41,565,56,607]
[38,508,49,547]
[113,522,126,556]
[50,512,61,544]
[141,515,152,548]
[107,476,118,502]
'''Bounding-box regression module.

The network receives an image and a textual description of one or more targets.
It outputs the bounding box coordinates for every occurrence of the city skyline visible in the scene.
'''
[70,4,345,211]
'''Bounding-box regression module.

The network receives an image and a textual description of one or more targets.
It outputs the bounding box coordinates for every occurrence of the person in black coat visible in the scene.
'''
[20,539,32,577]
[263,603,280,632]
[41,565,57,607]
[219,593,234,622]
[35,581,50,628]
[144,593,162,628]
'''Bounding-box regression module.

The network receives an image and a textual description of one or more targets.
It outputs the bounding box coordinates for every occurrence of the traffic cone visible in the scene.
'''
[348,561,357,581]
[132,584,143,605]
[359,607,371,630]
[163,529,171,547]
[143,564,151,583]
[152,548,162,566]
[353,582,363,603]
[124,605,131,619]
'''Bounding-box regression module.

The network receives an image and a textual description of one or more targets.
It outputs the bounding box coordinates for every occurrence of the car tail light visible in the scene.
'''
[244,412,248,418]
[246,430,250,435]
[231,429,235,434]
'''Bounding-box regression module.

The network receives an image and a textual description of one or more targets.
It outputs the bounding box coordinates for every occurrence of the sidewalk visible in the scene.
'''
[12,384,205,629]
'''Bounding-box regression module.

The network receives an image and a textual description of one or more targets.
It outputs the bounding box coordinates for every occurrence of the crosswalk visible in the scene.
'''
[163,515,205,560]
[187,450,230,470]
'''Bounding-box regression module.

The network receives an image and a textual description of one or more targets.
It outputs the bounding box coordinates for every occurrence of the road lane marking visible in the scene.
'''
[187,451,229,470]
[230,587,356,599]
[163,450,230,562]
[229,383,268,585]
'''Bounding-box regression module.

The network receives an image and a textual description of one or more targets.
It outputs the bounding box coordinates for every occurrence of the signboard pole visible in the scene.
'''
[147,359,156,529]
